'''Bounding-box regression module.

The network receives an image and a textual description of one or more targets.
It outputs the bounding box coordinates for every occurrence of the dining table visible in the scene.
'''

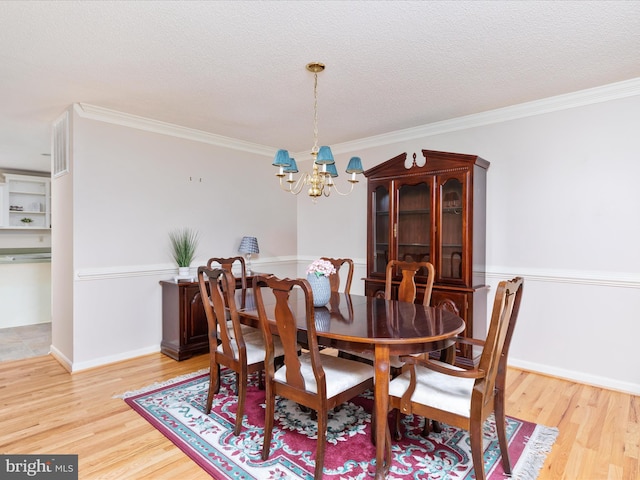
[237,288,465,479]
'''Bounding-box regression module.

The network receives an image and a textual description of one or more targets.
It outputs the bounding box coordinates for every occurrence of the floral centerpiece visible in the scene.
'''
[306,259,336,307]
[306,259,337,278]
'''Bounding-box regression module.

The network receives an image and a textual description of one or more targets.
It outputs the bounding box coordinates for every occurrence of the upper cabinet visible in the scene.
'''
[364,150,490,364]
[0,173,51,229]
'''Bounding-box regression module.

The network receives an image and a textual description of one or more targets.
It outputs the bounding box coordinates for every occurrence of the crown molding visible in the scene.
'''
[73,103,274,156]
[75,77,640,158]
[328,76,640,155]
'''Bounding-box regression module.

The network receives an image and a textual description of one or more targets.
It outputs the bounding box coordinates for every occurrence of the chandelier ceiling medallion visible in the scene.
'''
[272,62,363,201]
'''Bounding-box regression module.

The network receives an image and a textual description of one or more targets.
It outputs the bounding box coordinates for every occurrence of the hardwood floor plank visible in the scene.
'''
[0,354,636,479]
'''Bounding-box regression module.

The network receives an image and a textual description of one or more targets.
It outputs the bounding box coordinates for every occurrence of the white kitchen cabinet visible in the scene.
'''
[0,173,51,229]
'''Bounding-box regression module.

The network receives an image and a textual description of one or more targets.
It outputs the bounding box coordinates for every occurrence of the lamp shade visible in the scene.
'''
[345,156,364,174]
[325,162,339,177]
[272,149,292,167]
[238,236,259,254]
[283,157,298,173]
[315,146,335,164]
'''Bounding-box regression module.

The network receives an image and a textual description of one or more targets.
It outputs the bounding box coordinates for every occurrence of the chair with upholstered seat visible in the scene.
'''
[388,277,524,480]
[197,266,285,435]
[253,274,375,480]
[320,257,354,294]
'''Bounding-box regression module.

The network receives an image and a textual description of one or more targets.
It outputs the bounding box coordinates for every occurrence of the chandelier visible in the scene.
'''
[272,62,363,200]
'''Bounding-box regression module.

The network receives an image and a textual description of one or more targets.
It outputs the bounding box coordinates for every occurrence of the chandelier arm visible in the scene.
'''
[279,174,309,195]
[323,181,356,196]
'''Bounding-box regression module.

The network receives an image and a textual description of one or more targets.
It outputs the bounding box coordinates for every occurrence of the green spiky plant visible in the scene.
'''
[169,227,199,267]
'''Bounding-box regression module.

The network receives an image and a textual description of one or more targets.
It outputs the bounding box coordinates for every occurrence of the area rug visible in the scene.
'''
[119,369,558,479]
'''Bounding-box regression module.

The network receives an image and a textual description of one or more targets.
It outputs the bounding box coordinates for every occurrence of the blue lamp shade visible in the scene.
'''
[315,146,335,164]
[238,236,259,254]
[283,157,298,173]
[325,162,339,177]
[272,149,292,167]
[345,156,364,174]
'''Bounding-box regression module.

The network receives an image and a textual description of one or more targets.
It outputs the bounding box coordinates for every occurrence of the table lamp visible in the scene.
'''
[238,236,259,274]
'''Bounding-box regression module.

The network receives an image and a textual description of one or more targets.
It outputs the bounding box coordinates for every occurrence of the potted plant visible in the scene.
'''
[169,227,199,278]
[20,217,33,225]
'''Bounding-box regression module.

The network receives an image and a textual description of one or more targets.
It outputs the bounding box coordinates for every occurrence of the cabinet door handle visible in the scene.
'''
[393,223,397,238]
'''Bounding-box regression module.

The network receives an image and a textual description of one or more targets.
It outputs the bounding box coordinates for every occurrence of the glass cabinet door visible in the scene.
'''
[371,183,390,276]
[397,181,431,277]
[438,176,464,283]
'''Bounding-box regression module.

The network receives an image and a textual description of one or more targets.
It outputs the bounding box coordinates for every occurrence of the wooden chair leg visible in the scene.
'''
[315,410,327,479]
[392,409,402,441]
[206,362,221,413]
[261,385,275,461]
[370,408,376,445]
[469,419,486,480]
[495,388,512,474]
[234,374,247,435]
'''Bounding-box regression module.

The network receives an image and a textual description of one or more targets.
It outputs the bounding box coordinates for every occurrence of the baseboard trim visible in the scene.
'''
[49,345,72,372]
[509,358,640,396]
[69,345,160,373]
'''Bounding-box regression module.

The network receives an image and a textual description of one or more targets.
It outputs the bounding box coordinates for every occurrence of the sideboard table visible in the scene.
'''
[160,280,209,361]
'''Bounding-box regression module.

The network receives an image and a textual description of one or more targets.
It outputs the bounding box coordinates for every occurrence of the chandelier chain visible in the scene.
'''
[312,72,319,155]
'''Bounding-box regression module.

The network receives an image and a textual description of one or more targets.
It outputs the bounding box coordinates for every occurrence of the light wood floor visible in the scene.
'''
[0,353,637,479]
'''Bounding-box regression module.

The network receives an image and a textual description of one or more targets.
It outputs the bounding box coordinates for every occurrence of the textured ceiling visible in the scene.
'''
[1,0,640,172]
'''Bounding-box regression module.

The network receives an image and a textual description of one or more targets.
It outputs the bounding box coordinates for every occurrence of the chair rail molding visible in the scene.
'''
[486,266,640,289]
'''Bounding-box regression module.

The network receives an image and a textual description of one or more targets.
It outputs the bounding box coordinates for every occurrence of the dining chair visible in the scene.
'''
[197,266,285,435]
[385,259,435,306]
[207,256,248,290]
[320,257,354,294]
[253,274,375,480]
[340,259,435,367]
[388,277,524,480]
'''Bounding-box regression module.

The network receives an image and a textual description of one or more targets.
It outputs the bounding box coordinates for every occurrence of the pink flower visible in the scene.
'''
[306,259,337,277]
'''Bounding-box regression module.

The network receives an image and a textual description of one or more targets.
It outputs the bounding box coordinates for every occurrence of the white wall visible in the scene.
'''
[297,88,640,394]
[52,106,297,370]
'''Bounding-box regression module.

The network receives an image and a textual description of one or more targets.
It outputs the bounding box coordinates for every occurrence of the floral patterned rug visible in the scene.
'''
[119,369,557,479]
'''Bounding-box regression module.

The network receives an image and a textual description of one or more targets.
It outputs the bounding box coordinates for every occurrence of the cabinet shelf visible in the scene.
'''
[399,209,431,215]
[9,190,46,196]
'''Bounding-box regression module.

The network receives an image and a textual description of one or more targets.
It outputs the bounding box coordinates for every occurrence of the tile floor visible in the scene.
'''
[0,323,51,362]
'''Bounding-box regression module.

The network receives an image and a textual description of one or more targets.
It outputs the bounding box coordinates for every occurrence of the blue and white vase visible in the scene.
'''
[306,273,331,307]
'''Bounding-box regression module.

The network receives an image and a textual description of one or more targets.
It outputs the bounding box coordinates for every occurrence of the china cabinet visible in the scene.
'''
[363,150,489,365]
[0,173,51,229]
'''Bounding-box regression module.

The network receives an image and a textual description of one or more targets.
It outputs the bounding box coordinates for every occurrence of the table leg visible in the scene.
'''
[374,344,390,479]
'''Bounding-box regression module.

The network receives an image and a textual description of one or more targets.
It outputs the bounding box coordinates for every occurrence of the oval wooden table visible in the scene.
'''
[238,289,465,479]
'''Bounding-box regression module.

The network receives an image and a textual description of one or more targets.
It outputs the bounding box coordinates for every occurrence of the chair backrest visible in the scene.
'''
[320,257,354,294]
[385,260,435,306]
[206,256,247,290]
[253,274,326,397]
[198,266,245,360]
[474,277,524,403]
